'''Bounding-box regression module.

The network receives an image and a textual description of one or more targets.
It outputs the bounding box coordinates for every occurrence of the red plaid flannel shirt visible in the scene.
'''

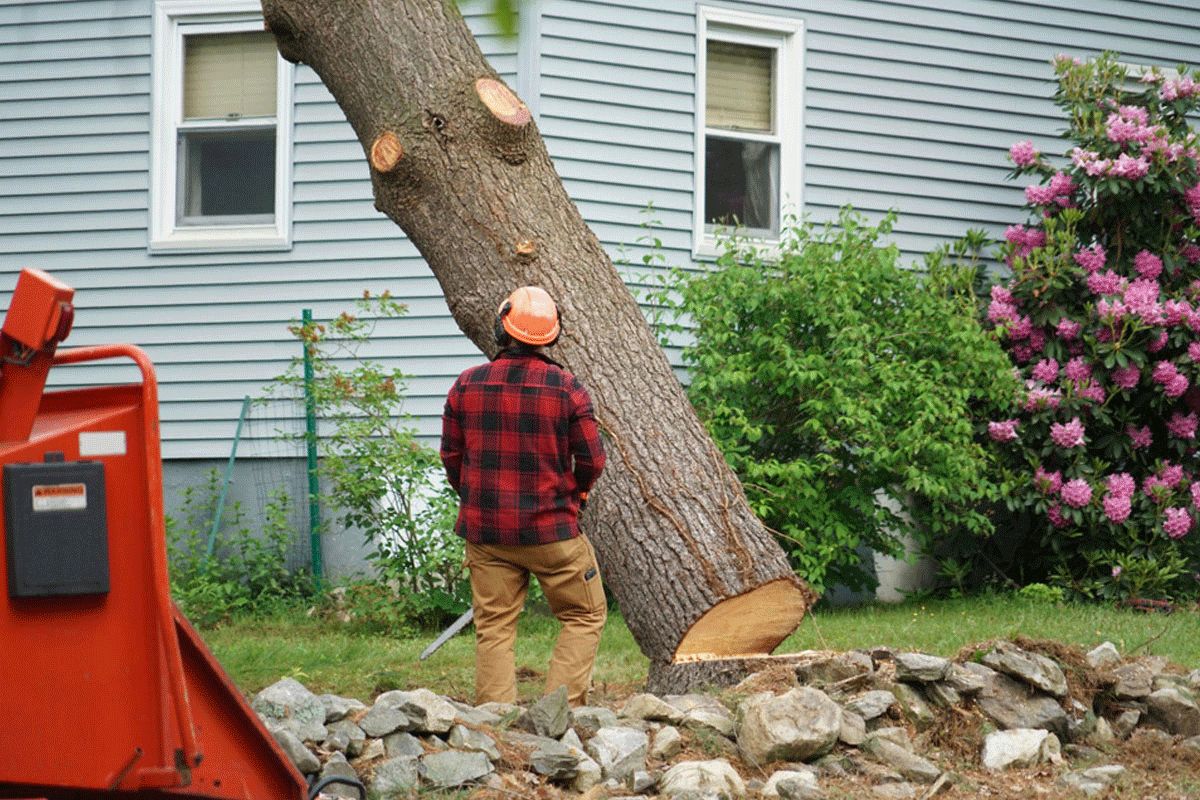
[440,350,606,545]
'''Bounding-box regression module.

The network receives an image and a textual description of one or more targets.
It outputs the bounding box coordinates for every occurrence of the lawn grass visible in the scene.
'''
[199,593,1200,703]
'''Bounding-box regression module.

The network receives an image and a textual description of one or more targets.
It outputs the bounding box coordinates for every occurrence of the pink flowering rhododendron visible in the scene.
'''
[981,53,1200,601]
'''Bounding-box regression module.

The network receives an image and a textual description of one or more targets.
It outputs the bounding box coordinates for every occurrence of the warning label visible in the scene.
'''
[31,483,88,512]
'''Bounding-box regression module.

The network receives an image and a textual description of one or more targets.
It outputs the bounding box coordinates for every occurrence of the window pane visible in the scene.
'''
[184,31,277,119]
[706,40,773,132]
[705,136,778,233]
[179,129,275,219]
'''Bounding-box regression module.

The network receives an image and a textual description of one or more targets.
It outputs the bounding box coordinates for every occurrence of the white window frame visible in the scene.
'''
[150,0,294,252]
[695,7,803,258]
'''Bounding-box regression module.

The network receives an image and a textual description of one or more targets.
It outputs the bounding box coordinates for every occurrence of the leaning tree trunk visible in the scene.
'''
[262,0,816,689]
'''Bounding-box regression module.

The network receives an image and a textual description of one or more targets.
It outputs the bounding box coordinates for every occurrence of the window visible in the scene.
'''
[696,8,802,254]
[151,1,294,251]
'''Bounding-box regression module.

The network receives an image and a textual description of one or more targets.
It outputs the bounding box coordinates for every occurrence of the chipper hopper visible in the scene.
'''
[0,268,325,800]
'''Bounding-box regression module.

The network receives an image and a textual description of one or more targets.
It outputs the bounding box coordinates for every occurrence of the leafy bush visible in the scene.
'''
[267,293,468,624]
[981,52,1200,601]
[168,471,314,626]
[646,208,1015,593]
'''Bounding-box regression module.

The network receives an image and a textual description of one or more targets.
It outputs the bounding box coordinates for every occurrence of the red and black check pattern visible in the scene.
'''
[440,351,606,545]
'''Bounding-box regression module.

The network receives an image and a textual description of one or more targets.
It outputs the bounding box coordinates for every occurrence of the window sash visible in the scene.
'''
[706,40,773,133]
[184,30,278,119]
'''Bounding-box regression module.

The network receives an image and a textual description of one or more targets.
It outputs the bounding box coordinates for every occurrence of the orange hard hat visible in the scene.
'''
[496,286,561,346]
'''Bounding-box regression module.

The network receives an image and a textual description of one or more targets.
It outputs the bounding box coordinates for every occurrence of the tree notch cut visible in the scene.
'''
[475,78,532,127]
[370,132,404,173]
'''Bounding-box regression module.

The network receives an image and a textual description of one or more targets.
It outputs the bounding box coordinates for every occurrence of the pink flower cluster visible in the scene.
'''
[1069,148,1149,179]
[1103,472,1135,524]
[1127,424,1153,449]
[1164,507,1192,539]
[1073,243,1106,273]
[1025,172,1075,207]
[1161,75,1200,102]
[988,419,1019,442]
[1134,250,1164,280]
[1168,411,1198,439]
[1050,417,1086,449]
[1144,463,1186,501]
[1086,269,1124,295]
[1152,360,1190,397]
[1061,478,1092,508]
[1004,225,1047,262]
[1009,140,1040,167]
[1187,184,1200,226]
[1111,365,1140,389]
[1034,466,1062,495]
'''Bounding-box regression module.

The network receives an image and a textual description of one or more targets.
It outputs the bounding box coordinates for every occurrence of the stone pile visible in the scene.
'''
[253,638,1200,799]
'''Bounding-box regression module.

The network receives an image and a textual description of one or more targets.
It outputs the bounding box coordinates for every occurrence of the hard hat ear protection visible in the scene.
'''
[493,287,562,347]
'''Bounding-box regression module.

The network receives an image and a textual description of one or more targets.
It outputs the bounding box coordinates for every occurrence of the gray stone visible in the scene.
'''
[621,693,685,724]
[529,737,581,780]
[1086,641,1122,670]
[981,641,1068,698]
[945,661,994,695]
[981,729,1061,771]
[317,752,362,799]
[448,724,501,761]
[659,759,746,800]
[869,726,913,751]
[975,671,1067,737]
[267,724,320,774]
[1181,735,1200,753]
[515,686,570,739]
[383,730,425,758]
[839,709,866,746]
[325,719,366,757]
[763,769,824,800]
[795,652,874,688]
[893,652,951,684]
[871,784,917,800]
[887,682,936,731]
[1111,657,1168,700]
[923,682,961,708]
[1056,765,1126,797]
[375,688,457,734]
[572,750,604,791]
[651,725,684,761]
[450,699,503,728]
[418,750,493,788]
[1146,687,1200,737]
[737,688,842,765]
[861,735,941,784]
[1112,709,1141,739]
[318,693,367,723]
[665,694,737,737]
[573,705,620,736]
[359,701,411,738]
[252,677,329,743]
[843,690,896,720]
[586,726,650,783]
[370,756,419,796]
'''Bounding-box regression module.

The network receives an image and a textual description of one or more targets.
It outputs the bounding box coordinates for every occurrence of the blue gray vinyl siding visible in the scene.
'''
[0,0,514,459]
[3,1,1200,461]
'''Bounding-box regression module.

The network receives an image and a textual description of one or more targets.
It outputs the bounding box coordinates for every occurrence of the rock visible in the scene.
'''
[253,677,329,743]
[871,784,917,799]
[764,768,825,800]
[974,671,1067,737]
[318,693,367,723]
[572,705,619,736]
[1112,709,1141,739]
[887,682,936,731]
[665,694,737,736]
[528,737,581,780]
[660,759,746,800]
[418,750,492,788]
[450,699,503,728]
[1146,687,1200,737]
[621,692,685,724]
[893,652,952,684]
[375,688,457,734]
[981,641,1068,698]
[737,687,842,765]
[1181,735,1200,753]
[923,682,960,708]
[359,699,411,738]
[383,730,424,758]
[586,725,649,783]
[981,729,1061,771]
[796,652,874,689]
[448,724,501,761]
[945,661,993,695]
[839,708,866,746]
[317,752,362,798]
[267,724,320,774]
[325,719,366,757]
[1057,764,1126,797]
[1111,657,1169,700]
[1085,641,1122,670]
[516,686,570,739]
[844,690,896,720]
[370,756,419,796]
[651,725,684,761]
[861,734,942,783]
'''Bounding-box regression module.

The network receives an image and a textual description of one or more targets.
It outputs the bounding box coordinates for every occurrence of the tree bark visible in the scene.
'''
[261,0,816,684]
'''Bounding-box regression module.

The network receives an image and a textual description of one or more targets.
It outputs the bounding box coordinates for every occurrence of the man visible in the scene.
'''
[440,286,607,706]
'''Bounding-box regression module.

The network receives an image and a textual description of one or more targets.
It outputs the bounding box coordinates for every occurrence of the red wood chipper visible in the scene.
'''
[0,269,336,800]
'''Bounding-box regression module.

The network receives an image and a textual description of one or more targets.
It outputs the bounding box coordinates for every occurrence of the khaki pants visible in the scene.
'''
[465,535,607,706]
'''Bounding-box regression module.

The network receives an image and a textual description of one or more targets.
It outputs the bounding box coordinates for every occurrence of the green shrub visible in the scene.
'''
[645,207,1016,592]
[168,471,314,626]
[267,293,468,626]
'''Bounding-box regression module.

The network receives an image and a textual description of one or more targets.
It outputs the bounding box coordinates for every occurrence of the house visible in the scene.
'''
[2,0,1199,576]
